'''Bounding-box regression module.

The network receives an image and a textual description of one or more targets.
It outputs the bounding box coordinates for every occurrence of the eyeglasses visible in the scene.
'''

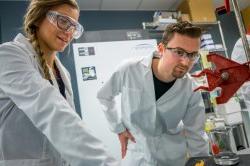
[165,47,200,63]
[46,11,83,39]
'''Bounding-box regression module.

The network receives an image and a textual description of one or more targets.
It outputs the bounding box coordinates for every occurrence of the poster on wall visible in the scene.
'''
[81,66,97,81]
[73,39,157,159]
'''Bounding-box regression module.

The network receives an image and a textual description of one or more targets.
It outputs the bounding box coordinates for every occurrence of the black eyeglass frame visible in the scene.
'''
[165,46,200,63]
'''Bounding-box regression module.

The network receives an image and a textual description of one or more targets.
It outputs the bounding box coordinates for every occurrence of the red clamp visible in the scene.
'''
[192,53,250,104]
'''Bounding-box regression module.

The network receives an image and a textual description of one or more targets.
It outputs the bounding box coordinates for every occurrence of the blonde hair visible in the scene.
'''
[24,0,79,80]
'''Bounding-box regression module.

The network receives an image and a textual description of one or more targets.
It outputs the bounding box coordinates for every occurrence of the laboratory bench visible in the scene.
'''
[185,154,250,166]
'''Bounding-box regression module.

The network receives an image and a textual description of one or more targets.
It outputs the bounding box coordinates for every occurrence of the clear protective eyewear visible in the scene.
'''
[46,11,83,39]
[166,47,200,63]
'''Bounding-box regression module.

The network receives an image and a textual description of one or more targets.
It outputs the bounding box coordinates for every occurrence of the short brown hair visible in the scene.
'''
[162,21,202,45]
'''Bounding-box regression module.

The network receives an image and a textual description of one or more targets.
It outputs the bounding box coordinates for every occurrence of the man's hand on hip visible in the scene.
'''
[118,129,136,158]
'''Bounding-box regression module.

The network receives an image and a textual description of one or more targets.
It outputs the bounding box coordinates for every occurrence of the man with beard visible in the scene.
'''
[97,21,209,166]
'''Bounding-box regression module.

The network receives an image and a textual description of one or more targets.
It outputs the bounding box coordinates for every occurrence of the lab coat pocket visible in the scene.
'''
[42,137,69,166]
[148,134,186,166]
[0,158,58,166]
[122,150,145,166]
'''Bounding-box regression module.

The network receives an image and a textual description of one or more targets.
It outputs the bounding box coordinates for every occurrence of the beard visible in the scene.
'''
[172,65,189,78]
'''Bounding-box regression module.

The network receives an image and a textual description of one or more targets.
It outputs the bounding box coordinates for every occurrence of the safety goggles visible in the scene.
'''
[46,11,83,39]
[166,47,200,63]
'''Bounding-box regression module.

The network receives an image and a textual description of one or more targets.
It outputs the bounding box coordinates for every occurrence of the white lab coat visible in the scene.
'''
[231,35,250,108]
[97,55,209,166]
[0,34,119,166]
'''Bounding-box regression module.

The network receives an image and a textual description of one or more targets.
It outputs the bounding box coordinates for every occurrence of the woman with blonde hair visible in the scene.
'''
[0,0,118,166]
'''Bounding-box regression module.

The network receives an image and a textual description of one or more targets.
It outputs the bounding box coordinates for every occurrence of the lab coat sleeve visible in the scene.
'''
[231,35,250,64]
[231,35,250,108]
[97,66,126,134]
[183,90,209,157]
[0,44,118,166]
[231,38,247,64]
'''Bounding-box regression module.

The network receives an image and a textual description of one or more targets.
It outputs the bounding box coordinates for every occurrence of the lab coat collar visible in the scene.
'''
[14,33,37,56]
[141,52,154,68]
[14,33,45,76]
[14,33,73,100]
